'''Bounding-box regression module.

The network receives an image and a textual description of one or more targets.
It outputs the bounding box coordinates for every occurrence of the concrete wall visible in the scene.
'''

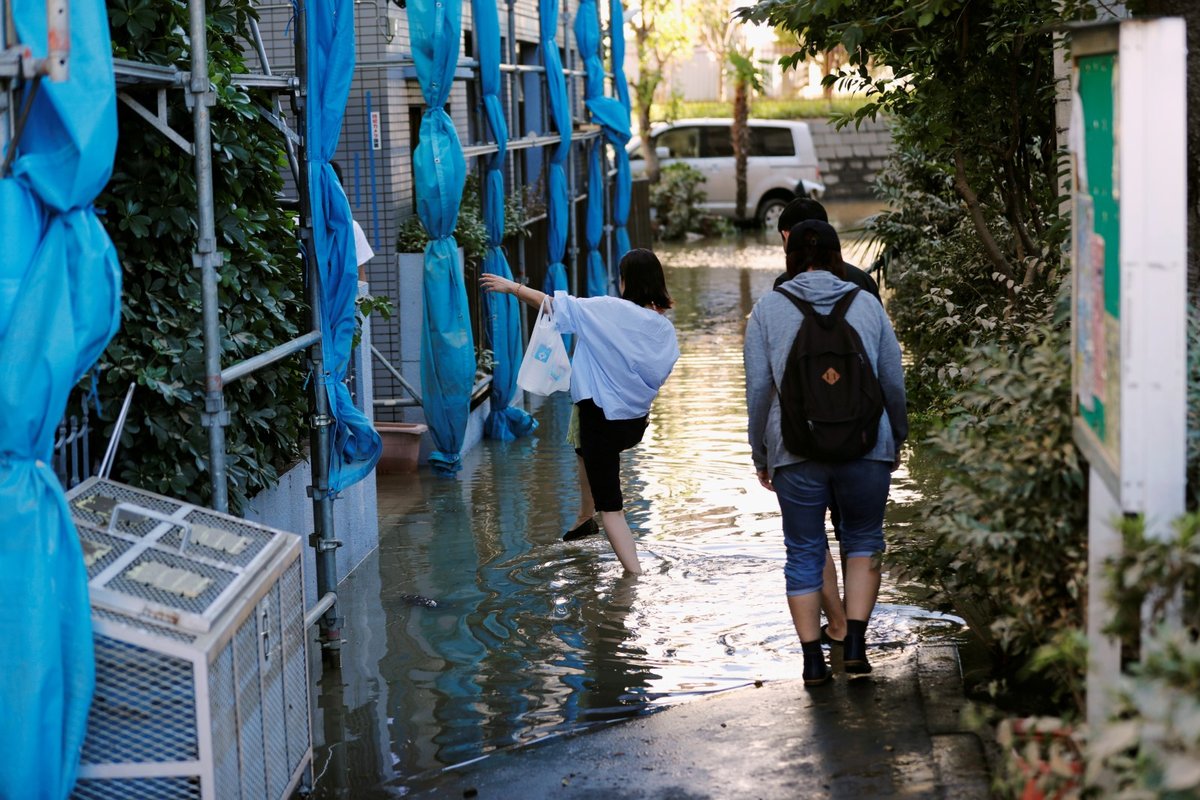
[806,117,893,200]
[242,286,379,606]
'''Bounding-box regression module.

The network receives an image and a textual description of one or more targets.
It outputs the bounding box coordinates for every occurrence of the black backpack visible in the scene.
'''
[774,287,884,461]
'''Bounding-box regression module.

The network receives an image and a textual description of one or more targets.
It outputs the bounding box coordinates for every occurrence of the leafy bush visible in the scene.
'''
[394,175,490,266]
[648,163,730,240]
[652,97,870,123]
[892,290,1088,709]
[96,0,306,511]
[1090,514,1200,797]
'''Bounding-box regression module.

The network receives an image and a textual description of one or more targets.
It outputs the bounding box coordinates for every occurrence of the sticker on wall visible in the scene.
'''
[371,111,382,150]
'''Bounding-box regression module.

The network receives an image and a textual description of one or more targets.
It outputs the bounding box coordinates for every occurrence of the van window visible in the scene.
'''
[700,126,733,158]
[655,127,700,159]
[749,127,796,157]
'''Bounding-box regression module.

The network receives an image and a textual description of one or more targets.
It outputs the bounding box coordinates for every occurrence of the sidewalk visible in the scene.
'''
[405,644,991,799]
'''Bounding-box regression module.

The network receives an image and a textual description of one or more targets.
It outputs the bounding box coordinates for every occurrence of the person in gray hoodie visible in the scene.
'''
[743,220,907,686]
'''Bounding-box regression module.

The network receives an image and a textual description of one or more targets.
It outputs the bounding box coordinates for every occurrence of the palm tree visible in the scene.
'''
[727,50,762,221]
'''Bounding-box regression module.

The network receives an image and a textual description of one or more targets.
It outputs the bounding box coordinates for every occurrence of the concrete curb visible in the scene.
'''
[916,644,992,798]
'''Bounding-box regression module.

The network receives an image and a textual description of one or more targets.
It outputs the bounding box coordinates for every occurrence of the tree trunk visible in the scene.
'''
[733,78,749,219]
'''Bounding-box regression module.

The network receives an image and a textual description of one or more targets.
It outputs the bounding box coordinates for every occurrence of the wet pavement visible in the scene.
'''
[308,222,988,797]
[403,644,989,799]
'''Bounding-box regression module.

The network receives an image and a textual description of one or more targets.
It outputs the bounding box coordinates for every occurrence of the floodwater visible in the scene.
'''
[310,207,960,797]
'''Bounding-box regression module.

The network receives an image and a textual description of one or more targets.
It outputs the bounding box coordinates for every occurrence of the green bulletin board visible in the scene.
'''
[1073,52,1121,477]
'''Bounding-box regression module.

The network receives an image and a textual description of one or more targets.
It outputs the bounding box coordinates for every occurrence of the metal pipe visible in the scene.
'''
[99,382,135,479]
[248,15,301,186]
[220,331,322,385]
[372,398,420,408]
[43,0,67,82]
[305,591,337,629]
[370,344,423,405]
[189,0,230,513]
[294,0,342,664]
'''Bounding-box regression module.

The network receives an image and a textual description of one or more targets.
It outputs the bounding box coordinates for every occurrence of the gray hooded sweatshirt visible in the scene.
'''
[743,270,908,474]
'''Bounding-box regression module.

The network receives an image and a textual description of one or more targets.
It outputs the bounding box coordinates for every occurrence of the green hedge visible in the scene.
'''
[649,97,870,124]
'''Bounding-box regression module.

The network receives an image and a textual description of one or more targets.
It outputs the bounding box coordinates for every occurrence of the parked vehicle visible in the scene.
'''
[628,118,824,229]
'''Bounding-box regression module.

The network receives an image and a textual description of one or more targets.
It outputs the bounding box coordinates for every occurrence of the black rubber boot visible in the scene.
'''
[801,641,831,686]
[844,619,872,675]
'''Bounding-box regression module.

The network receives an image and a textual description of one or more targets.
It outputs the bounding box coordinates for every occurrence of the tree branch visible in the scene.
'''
[953,147,1017,284]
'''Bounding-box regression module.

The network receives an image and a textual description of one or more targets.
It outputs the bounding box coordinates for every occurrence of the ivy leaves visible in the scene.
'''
[97,0,306,512]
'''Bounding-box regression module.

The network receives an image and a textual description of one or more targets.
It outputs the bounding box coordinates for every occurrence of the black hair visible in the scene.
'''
[331,160,344,184]
[784,221,846,280]
[776,196,829,234]
[619,248,673,309]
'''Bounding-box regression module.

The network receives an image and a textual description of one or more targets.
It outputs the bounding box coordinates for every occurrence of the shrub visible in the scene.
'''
[648,162,730,240]
[1090,514,1200,796]
[96,0,306,512]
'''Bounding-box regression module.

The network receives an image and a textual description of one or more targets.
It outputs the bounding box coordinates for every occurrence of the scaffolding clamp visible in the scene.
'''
[183,76,218,110]
[310,413,333,428]
[308,533,342,552]
[200,394,230,428]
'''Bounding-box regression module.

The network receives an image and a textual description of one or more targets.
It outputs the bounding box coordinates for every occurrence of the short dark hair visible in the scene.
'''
[619,248,673,309]
[777,197,829,234]
[331,160,344,184]
[785,220,845,280]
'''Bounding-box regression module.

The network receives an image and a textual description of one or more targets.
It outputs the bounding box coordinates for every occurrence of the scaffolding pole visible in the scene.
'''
[189,0,230,514]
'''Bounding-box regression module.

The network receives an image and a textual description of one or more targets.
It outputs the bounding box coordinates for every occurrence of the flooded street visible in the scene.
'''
[311,218,960,797]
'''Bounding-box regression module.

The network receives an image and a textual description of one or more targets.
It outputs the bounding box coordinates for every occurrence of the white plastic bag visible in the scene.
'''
[517,299,572,396]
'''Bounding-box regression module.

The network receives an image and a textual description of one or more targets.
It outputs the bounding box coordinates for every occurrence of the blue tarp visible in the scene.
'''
[539,0,571,298]
[473,0,537,441]
[573,0,631,297]
[609,0,633,258]
[408,0,473,474]
[305,0,382,492]
[0,1,122,796]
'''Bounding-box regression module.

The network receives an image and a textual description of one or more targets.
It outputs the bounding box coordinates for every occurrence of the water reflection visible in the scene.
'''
[311,223,959,797]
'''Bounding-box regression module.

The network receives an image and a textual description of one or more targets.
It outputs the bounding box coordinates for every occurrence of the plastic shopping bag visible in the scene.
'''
[517,299,572,396]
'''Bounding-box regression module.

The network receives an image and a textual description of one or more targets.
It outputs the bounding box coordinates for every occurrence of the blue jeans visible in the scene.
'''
[773,459,891,596]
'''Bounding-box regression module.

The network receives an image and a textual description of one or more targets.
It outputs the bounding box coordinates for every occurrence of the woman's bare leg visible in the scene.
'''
[819,549,847,640]
[786,591,822,643]
[843,555,881,621]
[599,510,642,575]
[573,454,595,529]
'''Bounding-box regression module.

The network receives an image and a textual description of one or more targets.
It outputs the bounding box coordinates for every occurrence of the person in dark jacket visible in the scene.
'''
[774,197,879,298]
[744,220,907,686]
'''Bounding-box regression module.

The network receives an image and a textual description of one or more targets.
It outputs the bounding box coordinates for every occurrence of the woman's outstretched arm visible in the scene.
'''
[479,273,549,310]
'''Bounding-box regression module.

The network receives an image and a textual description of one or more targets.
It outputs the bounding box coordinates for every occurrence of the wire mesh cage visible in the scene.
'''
[66,478,312,800]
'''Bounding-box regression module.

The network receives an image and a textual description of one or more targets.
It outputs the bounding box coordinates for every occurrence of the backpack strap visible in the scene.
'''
[772,286,816,318]
[773,286,860,329]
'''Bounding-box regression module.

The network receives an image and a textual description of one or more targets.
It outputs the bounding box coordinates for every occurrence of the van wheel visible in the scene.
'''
[758,197,788,231]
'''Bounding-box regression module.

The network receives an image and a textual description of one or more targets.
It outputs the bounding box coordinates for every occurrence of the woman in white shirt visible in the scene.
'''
[480,249,680,575]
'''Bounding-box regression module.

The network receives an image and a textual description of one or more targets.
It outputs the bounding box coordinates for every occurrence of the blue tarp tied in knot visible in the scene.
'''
[573,0,631,298]
[408,0,474,474]
[306,0,382,492]
[0,1,122,796]
[473,0,537,441]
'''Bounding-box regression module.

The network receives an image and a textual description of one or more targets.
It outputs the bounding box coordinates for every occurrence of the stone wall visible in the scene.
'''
[805,117,894,201]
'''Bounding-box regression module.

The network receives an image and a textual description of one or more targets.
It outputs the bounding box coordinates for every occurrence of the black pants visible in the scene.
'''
[573,398,648,512]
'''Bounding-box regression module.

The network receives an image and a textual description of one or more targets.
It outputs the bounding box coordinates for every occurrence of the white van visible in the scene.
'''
[627,118,824,229]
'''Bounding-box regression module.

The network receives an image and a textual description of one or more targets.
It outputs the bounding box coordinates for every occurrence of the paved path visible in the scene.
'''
[405,644,991,799]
